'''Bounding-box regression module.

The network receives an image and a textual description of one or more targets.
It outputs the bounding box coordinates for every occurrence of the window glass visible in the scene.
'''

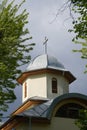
[55,103,84,119]
[52,78,57,93]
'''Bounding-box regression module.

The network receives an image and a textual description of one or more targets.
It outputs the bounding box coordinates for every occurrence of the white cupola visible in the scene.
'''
[17,54,76,103]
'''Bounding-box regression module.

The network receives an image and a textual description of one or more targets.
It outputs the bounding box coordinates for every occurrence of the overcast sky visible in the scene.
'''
[3,0,87,121]
[25,0,87,94]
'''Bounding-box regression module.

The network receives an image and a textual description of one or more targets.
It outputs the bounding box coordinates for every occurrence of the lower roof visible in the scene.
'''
[17,93,87,119]
[1,93,87,129]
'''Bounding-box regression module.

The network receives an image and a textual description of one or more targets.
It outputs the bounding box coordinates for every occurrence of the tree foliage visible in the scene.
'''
[69,0,87,72]
[0,0,35,120]
[75,110,87,130]
[70,0,87,40]
[69,1,87,129]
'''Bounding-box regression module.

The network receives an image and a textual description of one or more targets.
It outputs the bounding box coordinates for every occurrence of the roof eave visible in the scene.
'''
[17,68,76,84]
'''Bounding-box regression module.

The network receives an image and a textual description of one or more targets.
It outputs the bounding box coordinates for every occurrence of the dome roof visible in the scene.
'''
[17,54,76,84]
[26,54,66,71]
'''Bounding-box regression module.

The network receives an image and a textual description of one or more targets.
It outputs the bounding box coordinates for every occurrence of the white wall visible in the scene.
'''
[47,73,69,99]
[22,74,47,102]
[22,72,69,102]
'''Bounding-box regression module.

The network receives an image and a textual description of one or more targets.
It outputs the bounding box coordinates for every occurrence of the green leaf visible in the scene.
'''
[0,0,35,120]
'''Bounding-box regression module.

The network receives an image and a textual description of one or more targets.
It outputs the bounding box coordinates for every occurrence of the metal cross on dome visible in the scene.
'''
[43,36,48,54]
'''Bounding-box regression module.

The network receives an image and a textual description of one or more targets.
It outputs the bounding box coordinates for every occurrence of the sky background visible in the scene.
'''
[3,0,87,121]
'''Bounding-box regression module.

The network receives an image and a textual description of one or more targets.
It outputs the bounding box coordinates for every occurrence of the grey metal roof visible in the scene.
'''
[29,96,50,101]
[17,93,87,119]
[1,93,87,129]
[17,99,53,118]
[26,54,66,72]
[17,54,76,84]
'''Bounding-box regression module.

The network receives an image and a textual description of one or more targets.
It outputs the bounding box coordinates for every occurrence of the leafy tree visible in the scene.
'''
[75,110,87,130]
[71,0,87,40]
[69,0,87,129]
[0,0,35,120]
[69,0,87,72]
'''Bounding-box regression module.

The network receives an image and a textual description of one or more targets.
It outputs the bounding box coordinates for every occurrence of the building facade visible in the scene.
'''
[1,54,87,130]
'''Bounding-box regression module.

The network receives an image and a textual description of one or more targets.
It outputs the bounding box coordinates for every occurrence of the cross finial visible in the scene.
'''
[43,36,48,54]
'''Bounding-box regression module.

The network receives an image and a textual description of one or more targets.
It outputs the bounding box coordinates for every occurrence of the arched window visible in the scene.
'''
[24,82,27,98]
[55,103,84,119]
[52,78,57,93]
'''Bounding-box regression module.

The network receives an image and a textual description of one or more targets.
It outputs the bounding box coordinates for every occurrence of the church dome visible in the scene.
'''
[26,54,66,71]
[17,54,76,84]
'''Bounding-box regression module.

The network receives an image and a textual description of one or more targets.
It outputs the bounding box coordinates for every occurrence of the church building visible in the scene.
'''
[0,53,87,130]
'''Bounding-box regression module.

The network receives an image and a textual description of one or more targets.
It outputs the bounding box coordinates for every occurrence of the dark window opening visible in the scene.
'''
[55,103,84,119]
[52,78,57,93]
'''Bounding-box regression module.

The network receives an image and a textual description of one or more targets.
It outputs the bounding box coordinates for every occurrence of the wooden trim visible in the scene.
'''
[12,100,45,116]
[1,116,25,130]
[17,68,76,84]
[24,82,27,98]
